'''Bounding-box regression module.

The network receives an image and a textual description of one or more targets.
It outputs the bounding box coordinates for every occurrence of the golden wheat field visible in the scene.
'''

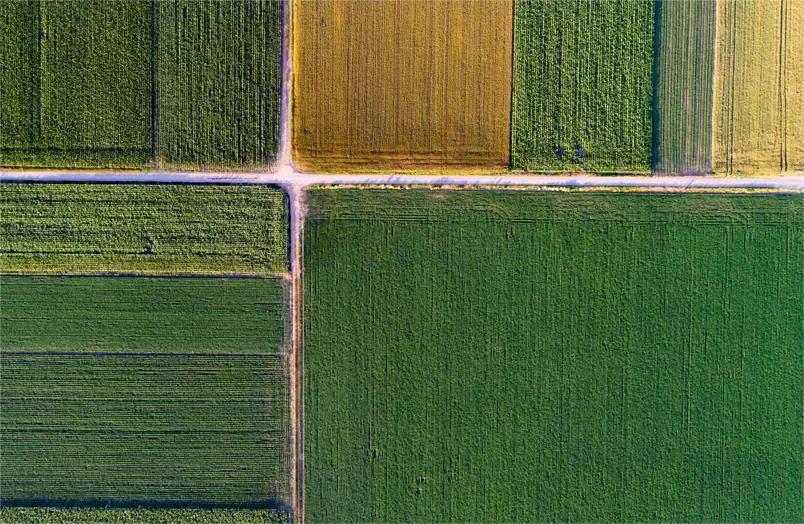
[292,0,513,172]
[713,0,804,175]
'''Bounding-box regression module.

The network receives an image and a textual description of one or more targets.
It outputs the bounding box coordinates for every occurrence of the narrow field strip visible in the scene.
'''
[0,183,288,276]
[304,189,803,523]
[0,276,292,509]
[714,0,804,174]
[652,0,716,175]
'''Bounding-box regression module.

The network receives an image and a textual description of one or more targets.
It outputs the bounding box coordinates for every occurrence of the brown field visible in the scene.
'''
[292,0,513,173]
[713,0,804,175]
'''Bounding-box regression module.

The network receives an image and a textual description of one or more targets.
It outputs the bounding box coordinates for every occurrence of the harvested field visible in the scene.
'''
[652,0,716,175]
[714,0,804,174]
[292,0,513,172]
[0,183,288,275]
[0,276,291,508]
[304,189,803,522]
[511,0,654,172]
[0,0,281,169]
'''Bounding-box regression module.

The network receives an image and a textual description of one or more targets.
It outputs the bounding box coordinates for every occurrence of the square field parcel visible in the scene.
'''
[304,190,803,523]
[293,0,513,172]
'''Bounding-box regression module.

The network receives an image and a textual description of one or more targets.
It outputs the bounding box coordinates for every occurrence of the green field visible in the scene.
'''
[0,0,281,169]
[156,0,281,169]
[652,0,716,175]
[304,189,803,522]
[0,507,290,524]
[511,0,654,172]
[1,276,290,507]
[0,183,288,275]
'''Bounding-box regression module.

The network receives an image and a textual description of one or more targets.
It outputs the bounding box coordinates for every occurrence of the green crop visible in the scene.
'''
[304,189,803,522]
[1,276,291,508]
[653,0,716,175]
[511,0,654,172]
[0,0,281,169]
[0,183,288,275]
[0,507,290,524]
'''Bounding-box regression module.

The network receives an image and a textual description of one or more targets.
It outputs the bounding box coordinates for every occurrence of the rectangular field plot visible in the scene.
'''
[0,276,291,508]
[0,508,290,523]
[156,0,281,169]
[0,0,281,169]
[293,0,513,172]
[652,0,716,175]
[714,0,804,174]
[0,183,288,275]
[0,0,152,168]
[304,190,803,523]
[511,0,654,172]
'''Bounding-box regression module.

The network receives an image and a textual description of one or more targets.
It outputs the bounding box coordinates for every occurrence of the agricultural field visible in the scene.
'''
[511,0,654,173]
[652,0,716,175]
[713,0,804,174]
[0,183,288,275]
[0,0,281,169]
[0,507,290,524]
[304,189,803,522]
[155,0,281,168]
[1,276,291,507]
[292,0,513,172]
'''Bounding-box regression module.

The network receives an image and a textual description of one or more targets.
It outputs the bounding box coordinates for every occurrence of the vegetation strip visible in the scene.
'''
[0,276,291,508]
[304,189,803,522]
[0,183,288,276]
[0,507,290,523]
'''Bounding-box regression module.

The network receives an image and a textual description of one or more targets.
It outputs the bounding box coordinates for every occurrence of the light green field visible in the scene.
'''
[1,276,291,508]
[304,189,803,523]
[0,183,287,275]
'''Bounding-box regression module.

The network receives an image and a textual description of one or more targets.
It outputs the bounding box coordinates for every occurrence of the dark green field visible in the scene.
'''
[0,0,281,169]
[511,0,654,172]
[156,0,281,169]
[1,276,290,507]
[0,183,288,275]
[304,189,803,522]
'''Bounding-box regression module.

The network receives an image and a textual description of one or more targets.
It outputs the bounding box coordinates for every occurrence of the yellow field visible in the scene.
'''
[292,0,513,173]
[713,0,804,175]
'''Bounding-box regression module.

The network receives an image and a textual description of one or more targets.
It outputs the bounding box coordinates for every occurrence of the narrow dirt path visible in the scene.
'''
[285,183,306,524]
